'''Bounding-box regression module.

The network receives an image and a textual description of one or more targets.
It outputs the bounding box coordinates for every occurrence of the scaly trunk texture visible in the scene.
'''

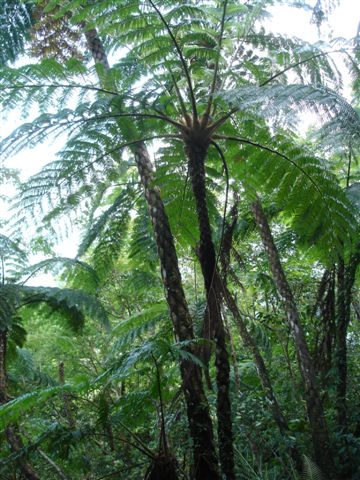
[313,269,336,381]
[0,331,40,480]
[0,329,6,403]
[135,143,219,479]
[85,30,220,479]
[251,200,335,477]
[186,137,235,480]
[335,251,360,480]
[336,260,348,432]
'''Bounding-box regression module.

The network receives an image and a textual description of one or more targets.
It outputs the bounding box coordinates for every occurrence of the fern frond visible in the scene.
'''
[0,0,33,65]
[225,130,358,258]
[20,286,109,331]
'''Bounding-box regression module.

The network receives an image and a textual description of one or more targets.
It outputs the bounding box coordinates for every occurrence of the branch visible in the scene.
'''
[38,449,70,480]
[1,83,119,96]
[147,0,198,119]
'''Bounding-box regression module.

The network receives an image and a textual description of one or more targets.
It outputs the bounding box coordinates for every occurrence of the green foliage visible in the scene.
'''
[0,1,360,479]
[0,0,33,65]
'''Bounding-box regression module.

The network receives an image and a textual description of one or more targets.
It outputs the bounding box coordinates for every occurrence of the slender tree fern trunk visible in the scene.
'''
[136,143,219,479]
[85,30,220,480]
[217,201,302,468]
[0,329,6,403]
[251,199,335,477]
[335,251,360,479]
[185,138,235,480]
[313,269,336,381]
[336,260,348,432]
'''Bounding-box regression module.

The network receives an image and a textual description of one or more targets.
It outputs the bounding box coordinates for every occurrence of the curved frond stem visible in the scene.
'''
[84,432,154,459]
[260,49,346,87]
[151,353,168,454]
[147,0,198,120]
[207,107,239,134]
[346,146,352,187]
[59,134,182,184]
[169,72,190,121]
[213,134,326,198]
[202,0,228,126]
[211,141,229,267]
[62,112,183,131]
[1,83,119,96]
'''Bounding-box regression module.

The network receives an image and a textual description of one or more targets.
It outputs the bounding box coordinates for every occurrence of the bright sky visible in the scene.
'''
[1,0,359,285]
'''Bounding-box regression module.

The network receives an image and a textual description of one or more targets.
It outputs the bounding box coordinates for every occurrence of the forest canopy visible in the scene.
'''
[0,0,360,479]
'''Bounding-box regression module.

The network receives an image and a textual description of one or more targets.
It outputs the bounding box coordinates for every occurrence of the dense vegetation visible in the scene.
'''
[0,0,359,478]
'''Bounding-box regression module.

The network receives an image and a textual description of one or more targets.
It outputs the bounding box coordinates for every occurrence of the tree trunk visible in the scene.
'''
[335,250,360,431]
[313,269,336,381]
[85,30,220,480]
[217,200,302,468]
[186,139,235,480]
[334,251,360,479]
[251,200,335,477]
[135,143,220,479]
[0,329,7,404]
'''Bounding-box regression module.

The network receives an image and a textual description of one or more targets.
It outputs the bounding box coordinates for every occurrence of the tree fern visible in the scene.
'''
[0,0,33,65]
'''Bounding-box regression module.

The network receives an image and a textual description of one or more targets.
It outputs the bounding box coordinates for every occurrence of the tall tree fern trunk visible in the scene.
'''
[335,251,360,479]
[85,30,220,480]
[218,201,301,468]
[0,330,6,403]
[336,260,348,432]
[185,138,235,480]
[251,200,335,477]
[136,143,219,479]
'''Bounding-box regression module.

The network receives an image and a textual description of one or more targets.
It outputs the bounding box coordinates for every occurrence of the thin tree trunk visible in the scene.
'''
[334,250,360,479]
[335,252,359,432]
[0,329,7,404]
[218,201,299,464]
[251,199,335,477]
[313,269,336,381]
[219,279,302,469]
[186,139,235,480]
[85,29,220,480]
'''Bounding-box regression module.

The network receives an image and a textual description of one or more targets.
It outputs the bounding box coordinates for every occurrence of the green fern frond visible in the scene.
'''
[302,455,324,480]
[229,129,358,258]
[20,286,110,331]
[0,0,33,65]
[18,256,100,288]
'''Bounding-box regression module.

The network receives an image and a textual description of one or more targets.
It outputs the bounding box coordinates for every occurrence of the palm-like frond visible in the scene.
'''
[20,286,110,331]
[0,0,33,65]
[223,127,358,257]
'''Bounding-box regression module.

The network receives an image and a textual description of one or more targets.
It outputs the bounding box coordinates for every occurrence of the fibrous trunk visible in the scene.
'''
[85,30,220,479]
[186,139,235,480]
[251,200,334,477]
